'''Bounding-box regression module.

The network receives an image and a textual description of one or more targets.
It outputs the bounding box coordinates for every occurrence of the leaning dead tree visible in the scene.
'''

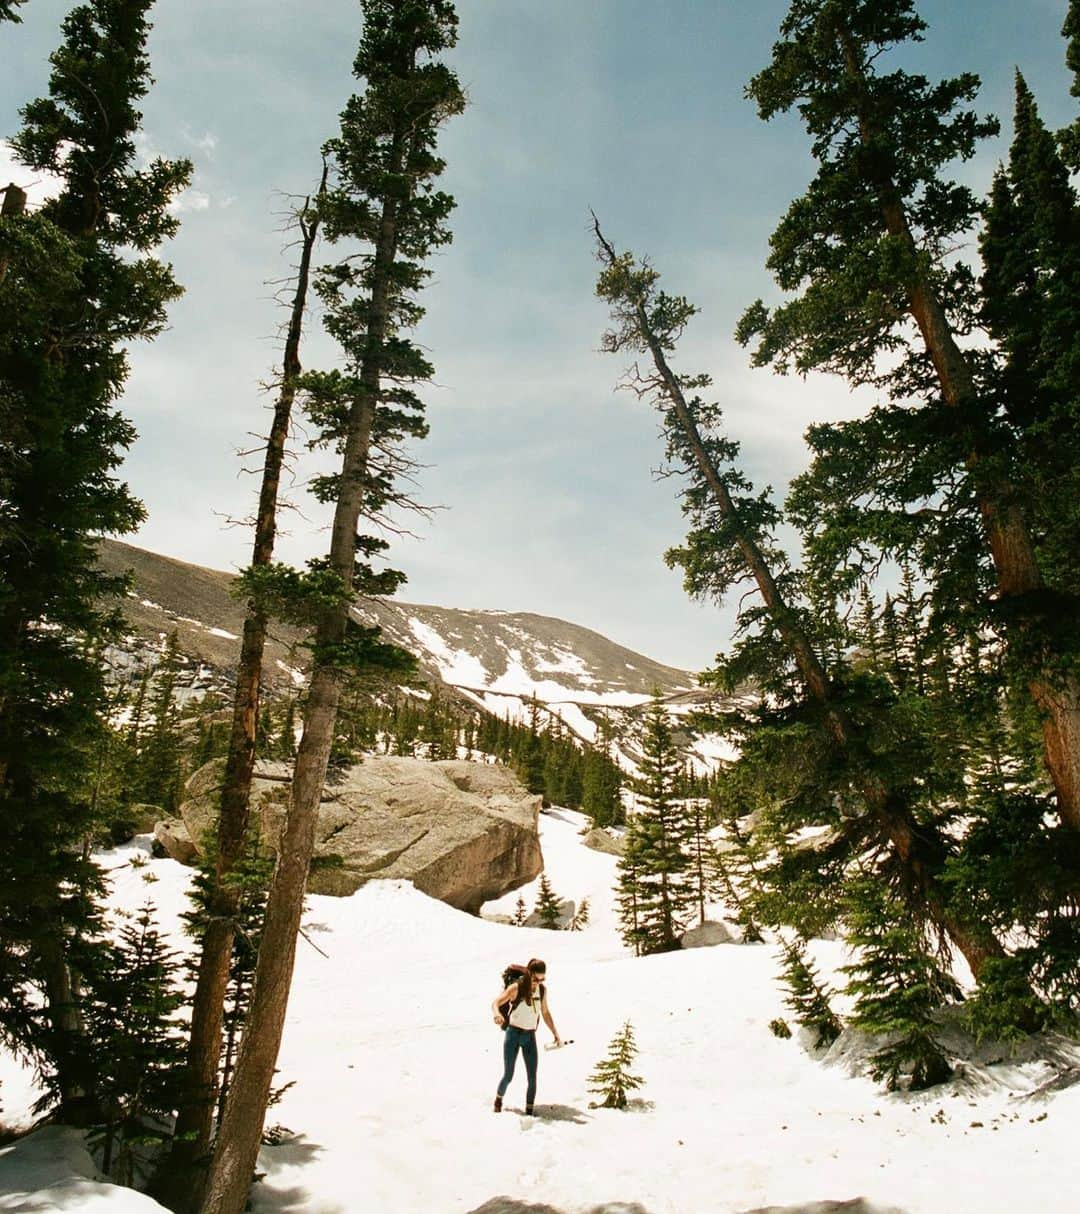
[155,170,326,1211]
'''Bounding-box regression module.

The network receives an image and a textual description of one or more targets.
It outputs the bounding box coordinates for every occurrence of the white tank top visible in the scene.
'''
[508,984,542,1031]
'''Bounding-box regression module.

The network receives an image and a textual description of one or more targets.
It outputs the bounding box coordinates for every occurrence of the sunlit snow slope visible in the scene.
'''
[3,812,1080,1214]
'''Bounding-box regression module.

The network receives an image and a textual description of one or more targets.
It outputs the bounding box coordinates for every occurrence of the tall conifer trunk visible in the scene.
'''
[159,177,324,1210]
[200,177,399,1214]
[835,33,1080,832]
[200,7,462,1206]
[595,223,1003,980]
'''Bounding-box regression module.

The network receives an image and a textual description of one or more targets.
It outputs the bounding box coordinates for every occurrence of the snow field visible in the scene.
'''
[2,807,1080,1212]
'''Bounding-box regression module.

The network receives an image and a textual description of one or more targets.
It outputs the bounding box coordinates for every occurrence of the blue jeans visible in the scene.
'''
[497,1027,538,1105]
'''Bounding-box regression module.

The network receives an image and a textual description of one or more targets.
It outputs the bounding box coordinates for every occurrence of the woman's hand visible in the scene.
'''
[493,1013,505,1026]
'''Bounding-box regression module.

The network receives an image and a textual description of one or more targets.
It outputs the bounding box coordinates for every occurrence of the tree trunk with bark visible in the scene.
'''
[595,222,1004,980]
[840,35,1080,832]
[155,178,324,1213]
[199,163,403,1214]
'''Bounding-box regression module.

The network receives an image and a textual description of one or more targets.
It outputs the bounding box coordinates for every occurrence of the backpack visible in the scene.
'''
[496,964,545,1030]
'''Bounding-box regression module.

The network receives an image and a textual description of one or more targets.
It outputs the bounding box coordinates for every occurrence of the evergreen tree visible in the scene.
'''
[0,0,190,1121]
[182,832,272,1128]
[568,897,590,932]
[586,1021,644,1110]
[614,837,645,956]
[841,880,954,1092]
[512,897,527,928]
[742,0,1080,833]
[980,72,1080,602]
[777,936,842,1050]
[583,743,623,827]
[1060,0,1080,170]
[593,219,1008,982]
[164,167,327,1206]
[705,804,765,945]
[136,632,185,814]
[203,8,462,1210]
[685,797,713,928]
[515,698,546,795]
[615,696,693,954]
[86,902,186,1185]
[533,874,563,931]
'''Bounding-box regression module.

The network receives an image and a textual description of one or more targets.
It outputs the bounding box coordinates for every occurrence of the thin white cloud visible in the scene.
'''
[0,140,63,207]
[170,188,212,214]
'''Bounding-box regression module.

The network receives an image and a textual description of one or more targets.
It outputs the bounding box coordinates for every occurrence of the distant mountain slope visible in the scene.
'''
[96,539,702,718]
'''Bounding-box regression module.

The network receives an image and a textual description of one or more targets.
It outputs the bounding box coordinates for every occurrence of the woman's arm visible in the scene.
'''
[492,983,518,1026]
[540,990,561,1045]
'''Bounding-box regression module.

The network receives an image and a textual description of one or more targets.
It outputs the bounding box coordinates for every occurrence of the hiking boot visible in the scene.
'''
[493,1096,502,1113]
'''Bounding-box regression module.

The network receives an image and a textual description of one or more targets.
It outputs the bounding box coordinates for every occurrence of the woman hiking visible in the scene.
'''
[491,958,562,1115]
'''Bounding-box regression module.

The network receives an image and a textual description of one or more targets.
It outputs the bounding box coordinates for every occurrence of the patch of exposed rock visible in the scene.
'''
[581,826,625,856]
[174,755,543,912]
[153,817,197,865]
[680,919,736,949]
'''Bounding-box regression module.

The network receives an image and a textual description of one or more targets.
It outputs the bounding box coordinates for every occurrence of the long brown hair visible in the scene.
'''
[517,958,546,1004]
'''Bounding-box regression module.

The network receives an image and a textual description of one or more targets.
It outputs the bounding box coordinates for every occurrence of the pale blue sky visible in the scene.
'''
[3,1,1075,670]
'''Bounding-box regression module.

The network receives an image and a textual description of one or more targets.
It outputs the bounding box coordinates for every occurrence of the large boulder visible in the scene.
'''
[153,816,198,865]
[582,826,625,856]
[178,756,543,912]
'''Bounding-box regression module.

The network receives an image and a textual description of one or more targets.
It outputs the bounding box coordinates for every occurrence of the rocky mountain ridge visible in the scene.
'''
[96,538,734,768]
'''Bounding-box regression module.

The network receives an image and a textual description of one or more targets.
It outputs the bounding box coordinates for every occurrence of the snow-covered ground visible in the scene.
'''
[3,810,1080,1213]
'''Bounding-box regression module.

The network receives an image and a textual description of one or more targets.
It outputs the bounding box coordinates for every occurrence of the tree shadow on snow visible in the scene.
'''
[252,1135,344,1214]
[527,1102,590,1124]
[467,1201,654,1214]
[253,1183,345,1214]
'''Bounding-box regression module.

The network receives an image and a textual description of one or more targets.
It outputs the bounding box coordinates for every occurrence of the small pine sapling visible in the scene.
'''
[568,897,590,931]
[85,903,186,1185]
[513,897,527,927]
[769,1017,792,1039]
[587,1020,644,1109]
[777,936,842,1050]
[534,874,563,930]
[841,881,954,1092]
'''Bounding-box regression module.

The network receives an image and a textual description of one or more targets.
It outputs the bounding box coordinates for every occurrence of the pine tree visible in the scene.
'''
[777,937,842,1051]
[512,897,527,928]
[583,743,623,827]
[1059,0,1080,170]
[533,874,563,931]
[742,0,1080,833]
[705,809,765,945]
[615,834,645,956]
[568,897,590,932]
[136,632,185,814]
[202,9,462,1210]
[182,832,273,1127]
[0,0,190,1122]
[841,881,954,1093]
[614,696,693,954]
[685,797,713,928]
[164,163,327,1208]
[593,219,1007,982]
[587,1021,644,1110]
[86,902,186,1186]
[515,698,546,796]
